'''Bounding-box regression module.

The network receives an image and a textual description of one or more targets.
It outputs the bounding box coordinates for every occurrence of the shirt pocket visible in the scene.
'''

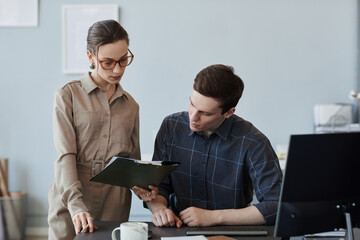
[111,114,135,149]
[74,110,104,143]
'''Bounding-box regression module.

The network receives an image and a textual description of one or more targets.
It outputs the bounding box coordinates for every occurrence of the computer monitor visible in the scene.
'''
[274,132,360,239]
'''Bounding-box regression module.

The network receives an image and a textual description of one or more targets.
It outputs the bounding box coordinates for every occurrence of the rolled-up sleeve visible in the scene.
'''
[248,139,283,225]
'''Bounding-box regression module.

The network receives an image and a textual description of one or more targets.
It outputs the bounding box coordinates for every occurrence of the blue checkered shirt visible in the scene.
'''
[153,112,282,225]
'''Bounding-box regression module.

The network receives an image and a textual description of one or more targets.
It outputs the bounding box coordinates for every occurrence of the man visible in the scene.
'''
[146,64,282,227]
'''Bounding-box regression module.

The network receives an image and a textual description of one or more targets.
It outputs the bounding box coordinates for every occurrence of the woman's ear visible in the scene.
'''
[87,50,94,64]
[224,107,236,119]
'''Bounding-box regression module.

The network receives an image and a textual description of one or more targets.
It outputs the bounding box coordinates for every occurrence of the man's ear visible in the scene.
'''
[224,107,236,119]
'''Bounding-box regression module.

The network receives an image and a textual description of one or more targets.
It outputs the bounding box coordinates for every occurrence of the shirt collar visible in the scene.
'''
[80,72,128,101]
[80,72,98,94]
[187,114,234,141]
[215,116,233,140]
[111,84,128,102]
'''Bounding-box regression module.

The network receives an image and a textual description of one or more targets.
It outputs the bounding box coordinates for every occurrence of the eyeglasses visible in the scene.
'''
[98,49,134,70]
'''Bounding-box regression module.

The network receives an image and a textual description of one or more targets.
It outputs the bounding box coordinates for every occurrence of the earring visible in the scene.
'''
[89,63,95,69]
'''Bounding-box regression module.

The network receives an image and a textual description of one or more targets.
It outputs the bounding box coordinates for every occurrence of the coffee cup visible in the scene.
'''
[111,222,148,240]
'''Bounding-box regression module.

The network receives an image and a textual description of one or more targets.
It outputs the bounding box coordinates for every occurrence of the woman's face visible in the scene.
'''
[88,39,129,87]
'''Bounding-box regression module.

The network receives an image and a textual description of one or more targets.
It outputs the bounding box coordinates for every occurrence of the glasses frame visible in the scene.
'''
[98,49,134,70]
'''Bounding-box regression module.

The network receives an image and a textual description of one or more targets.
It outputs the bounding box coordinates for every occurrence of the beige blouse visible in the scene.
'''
[48,73,140,240]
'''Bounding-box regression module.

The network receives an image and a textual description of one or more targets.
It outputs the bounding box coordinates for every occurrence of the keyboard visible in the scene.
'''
[186,226,268,236]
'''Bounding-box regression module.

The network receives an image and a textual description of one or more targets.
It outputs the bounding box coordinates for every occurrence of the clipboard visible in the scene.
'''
[90,157,180,190]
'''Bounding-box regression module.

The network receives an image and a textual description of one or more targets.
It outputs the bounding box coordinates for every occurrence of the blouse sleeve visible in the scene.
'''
[53,87,88,217]
[129,109,141,160]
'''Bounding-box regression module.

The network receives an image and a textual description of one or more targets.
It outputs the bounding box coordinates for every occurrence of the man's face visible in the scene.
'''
[188,90,233,135]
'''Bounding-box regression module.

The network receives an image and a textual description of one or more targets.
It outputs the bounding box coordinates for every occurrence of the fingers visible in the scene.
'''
[148,185,159,195]
[179,208,190,223]
[72,212,97,234]
[151,210,164,227]
[80,224,89,234]
[179,207,199,226]
[80,214,87,233]
[86,217,95,233]
[162,210,175,227]
[151,209,182,228]
[132,185,159,202]
[73,217,81,234]
[176,216,183,228]
[180,211,192,225]
[179,207,213,227]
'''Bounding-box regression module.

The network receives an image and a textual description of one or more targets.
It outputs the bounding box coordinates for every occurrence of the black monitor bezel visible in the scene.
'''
[274,132,360,237]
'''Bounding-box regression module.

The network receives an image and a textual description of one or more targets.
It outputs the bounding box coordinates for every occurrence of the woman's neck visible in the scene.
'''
[90,72,116,101]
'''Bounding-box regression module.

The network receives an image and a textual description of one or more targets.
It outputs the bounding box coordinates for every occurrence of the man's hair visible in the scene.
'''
[87,19,129,55]
[193,64,244,114]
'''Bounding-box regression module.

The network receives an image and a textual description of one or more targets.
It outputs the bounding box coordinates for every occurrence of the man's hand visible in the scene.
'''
[146,194,182,228]
[179,207,217,227]
[152,208,183,228]
[132,185,159,202]
[72,211,98,234]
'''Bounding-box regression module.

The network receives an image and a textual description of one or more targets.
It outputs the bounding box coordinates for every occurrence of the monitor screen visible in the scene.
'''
[274,132,360,238]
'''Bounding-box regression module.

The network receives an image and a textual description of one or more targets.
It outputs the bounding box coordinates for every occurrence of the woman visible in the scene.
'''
[48,19,154,240]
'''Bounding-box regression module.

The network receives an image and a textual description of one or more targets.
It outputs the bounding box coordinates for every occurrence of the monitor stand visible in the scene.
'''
[280,205,355,240]
[344,212,354,240]
[338,204,354,240]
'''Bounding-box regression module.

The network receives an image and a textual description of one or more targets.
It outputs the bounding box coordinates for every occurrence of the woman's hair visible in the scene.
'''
[87,19,129,55]
[193,64,245,114]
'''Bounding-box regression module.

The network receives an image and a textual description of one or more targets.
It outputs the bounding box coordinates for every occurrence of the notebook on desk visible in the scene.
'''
[186,226,268,236]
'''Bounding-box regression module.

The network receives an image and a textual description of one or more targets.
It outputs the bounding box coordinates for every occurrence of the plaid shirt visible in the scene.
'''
[153,112,282,225]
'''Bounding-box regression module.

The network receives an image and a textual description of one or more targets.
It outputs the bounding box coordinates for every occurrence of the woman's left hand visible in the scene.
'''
[132,185,159,202]
[72,211,98,234]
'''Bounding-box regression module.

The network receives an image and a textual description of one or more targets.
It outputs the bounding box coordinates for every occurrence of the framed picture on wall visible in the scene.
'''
[0,0,38,27]
[62,4,118,74]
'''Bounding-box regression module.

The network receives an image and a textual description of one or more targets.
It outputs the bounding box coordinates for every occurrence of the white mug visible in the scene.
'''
[111,222,148,240]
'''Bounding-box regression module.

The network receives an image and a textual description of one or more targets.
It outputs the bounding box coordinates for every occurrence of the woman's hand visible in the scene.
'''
[132,185,159,202]
[72,211,98,234]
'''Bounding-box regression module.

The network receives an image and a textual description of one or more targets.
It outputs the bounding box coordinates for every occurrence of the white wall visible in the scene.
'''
[0,0,358,228]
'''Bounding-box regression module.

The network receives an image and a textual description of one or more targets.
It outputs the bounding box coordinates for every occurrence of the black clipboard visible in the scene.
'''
[90,157,180,190]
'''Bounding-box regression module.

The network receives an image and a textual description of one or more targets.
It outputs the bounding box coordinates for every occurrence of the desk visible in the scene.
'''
[74,221,360,240]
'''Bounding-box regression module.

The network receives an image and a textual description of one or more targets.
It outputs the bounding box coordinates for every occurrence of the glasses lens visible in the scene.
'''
[125,50,134,66]
[100,60,116,70]
[119,57,131,67]
[99,52,133,69]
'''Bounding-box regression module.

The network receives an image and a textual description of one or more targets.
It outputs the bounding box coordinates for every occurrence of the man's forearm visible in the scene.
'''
[146,195,169,213]
[215,206,265,225]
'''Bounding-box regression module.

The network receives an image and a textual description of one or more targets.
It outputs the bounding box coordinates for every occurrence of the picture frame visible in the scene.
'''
[62,4,119,74]
[0,0,38,27]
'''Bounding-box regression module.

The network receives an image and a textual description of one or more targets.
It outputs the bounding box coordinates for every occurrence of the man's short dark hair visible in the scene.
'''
[193,64,244,114]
